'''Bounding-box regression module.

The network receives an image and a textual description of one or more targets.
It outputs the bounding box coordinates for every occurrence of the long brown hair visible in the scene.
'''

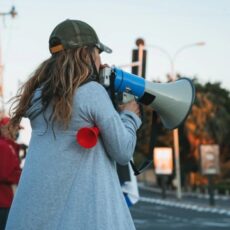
[10,46,96,129]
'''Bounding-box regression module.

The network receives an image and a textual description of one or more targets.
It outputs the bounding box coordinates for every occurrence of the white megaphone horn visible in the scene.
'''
[99,67,195,130]
[142,78,195,129]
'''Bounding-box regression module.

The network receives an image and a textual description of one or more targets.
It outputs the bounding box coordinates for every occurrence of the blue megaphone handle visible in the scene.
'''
[113,67,145,98]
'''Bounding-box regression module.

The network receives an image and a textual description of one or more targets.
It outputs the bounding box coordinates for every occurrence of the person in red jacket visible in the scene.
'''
[0,117,22,230]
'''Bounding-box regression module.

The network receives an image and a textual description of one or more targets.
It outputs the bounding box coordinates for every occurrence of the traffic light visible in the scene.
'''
[131,38,147,78]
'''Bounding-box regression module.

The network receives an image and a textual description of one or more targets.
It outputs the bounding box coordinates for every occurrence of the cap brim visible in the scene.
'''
[96,42,112,53]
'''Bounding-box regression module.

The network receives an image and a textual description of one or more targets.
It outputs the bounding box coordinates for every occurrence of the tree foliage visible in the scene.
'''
[185,79,230,179]
[135,77,230,181]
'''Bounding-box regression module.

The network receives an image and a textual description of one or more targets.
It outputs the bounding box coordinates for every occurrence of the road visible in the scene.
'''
[130,186,230,230]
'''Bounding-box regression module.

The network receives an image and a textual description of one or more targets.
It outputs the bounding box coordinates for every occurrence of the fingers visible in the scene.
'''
[133,103,141,117]
[118,100,141,117]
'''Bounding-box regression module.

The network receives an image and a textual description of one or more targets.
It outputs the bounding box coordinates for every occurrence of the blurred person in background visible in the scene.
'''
[0,117,22,230]
[6,19,141,230]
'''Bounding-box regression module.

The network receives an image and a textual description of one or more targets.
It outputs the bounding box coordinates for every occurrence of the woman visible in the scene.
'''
[6,19,141,230]
[0,117,21,230]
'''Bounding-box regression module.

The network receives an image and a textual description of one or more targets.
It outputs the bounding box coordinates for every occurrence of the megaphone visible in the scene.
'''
[99,67,195,130]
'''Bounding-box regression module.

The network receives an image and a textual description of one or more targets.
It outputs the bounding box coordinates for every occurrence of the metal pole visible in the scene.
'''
[208,175,215,206]
[147,42,205,199]
[170,42,205,199]
[0,6,17,116]
[137,43,144,77]
[161,175,167,199]
[0,41,4,118]
[171,60,182,199]
[173,128,182,199]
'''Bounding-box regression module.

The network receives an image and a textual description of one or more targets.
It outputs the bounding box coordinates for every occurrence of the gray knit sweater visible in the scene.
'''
[6,81,141,230]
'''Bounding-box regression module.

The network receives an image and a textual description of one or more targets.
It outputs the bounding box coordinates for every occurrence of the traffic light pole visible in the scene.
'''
[137,43,144,77]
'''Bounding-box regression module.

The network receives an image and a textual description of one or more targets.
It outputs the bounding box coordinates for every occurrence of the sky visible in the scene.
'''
[0,0,230,143]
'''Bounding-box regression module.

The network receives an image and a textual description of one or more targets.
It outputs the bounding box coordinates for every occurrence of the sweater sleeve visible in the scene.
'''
[0,142,21,184]
[78,82,142,165]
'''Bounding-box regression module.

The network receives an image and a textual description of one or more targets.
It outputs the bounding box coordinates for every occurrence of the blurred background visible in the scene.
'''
[0,0,230,229]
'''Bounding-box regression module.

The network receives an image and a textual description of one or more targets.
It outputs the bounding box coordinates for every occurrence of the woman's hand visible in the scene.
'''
[118,100,141,117]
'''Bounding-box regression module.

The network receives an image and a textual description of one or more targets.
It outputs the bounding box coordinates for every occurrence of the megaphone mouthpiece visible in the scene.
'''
[76,126,99,149]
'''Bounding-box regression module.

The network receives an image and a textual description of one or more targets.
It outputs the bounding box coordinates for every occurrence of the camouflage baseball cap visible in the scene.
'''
[49,19,112,54]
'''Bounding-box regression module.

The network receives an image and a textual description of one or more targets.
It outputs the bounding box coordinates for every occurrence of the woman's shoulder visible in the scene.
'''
[79,81,105,91]
[76,81,109,98]
[73,81,113,111]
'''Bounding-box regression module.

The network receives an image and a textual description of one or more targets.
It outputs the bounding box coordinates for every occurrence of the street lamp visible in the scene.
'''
[0,6,17,117]
[0,6,17,18]
[147,42,205,199]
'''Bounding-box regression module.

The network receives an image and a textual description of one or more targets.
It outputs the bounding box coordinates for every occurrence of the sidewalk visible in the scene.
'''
[139,182,230,200]
[138,182,230,216]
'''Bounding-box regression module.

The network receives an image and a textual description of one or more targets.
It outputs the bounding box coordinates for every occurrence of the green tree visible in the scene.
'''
[185,79,230,180]
[135,77,230,183]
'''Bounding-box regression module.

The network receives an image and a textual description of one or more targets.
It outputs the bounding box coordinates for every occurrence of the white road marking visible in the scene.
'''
[140,196,230,216]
